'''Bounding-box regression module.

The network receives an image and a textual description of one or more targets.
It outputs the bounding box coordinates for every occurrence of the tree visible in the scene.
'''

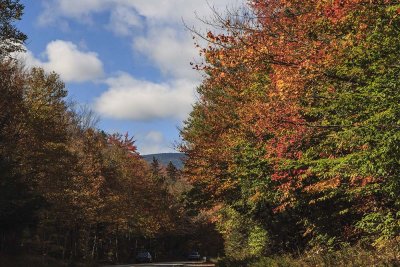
[181,0,400,257]
[166,161,178,182]
[0,63,42,252]
[150,157,165,184]
[0,0,27,59]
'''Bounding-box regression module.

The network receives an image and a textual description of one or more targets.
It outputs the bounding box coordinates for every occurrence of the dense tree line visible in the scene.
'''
[2,0,399,265]
[0,62,186,262]
[0,61,216,264]
[181,0,400,262]
[0,1,222,264]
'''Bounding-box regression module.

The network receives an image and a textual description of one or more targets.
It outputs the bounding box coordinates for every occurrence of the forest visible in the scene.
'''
[0,1,221,265]
[180,0,400,265]
[1,0,400,266]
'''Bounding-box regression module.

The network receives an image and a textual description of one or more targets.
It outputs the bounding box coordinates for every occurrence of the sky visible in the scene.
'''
[15,0,242,155]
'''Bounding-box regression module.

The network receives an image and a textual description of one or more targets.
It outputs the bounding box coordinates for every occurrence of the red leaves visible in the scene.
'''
[184,0,393,217]
[107,132,138,155]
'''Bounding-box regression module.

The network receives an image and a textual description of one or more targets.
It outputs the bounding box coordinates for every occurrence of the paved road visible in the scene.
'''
[103,262,215,267]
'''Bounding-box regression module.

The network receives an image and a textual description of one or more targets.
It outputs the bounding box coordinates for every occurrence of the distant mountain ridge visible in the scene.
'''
[142,153,185,169]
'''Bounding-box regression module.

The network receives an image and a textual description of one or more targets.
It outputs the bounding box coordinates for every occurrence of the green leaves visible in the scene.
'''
[217,207,268,260]
[356,211,400,246]
[182,0,400,256]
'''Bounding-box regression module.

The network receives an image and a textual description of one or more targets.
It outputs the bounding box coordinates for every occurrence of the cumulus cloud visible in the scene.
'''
[94,73,196,121]
[122,0,236,26]
[38,0,110,25]
[56,0,107,17]
[107,5,142,36]
[145,131,164,143]
[38,0,241,78]
[16,40,104,83]
[127,0,239,80]
[133,27,200,80]
[136,131,175,154]
[35,0,242,122]
[39,0,236,26]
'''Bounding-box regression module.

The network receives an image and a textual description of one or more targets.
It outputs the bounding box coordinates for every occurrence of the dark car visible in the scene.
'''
[187,251,201,261]
[136,251,152,263]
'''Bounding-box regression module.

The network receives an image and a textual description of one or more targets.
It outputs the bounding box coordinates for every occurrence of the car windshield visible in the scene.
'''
[190,252,199,255]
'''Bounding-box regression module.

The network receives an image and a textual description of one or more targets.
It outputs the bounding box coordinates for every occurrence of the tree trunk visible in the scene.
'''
[91,233,97,259]
[115,226,119,262]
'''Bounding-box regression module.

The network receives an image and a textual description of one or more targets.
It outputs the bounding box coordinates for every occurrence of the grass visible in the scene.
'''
[217,239,400,267]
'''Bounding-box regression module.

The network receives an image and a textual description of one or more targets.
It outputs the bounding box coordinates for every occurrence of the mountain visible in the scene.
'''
[142,153,186,169]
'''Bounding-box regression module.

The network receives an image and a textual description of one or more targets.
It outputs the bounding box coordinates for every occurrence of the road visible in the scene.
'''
[103,262,215,267]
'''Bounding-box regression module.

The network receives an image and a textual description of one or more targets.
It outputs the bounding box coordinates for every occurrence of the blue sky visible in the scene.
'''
[15,0,240,154]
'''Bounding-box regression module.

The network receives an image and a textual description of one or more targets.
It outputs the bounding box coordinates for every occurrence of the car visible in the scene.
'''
[187,251,201,261]
[135,251,152,263]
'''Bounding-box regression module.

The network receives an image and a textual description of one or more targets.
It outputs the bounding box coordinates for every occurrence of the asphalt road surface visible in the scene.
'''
[103,262,215,267]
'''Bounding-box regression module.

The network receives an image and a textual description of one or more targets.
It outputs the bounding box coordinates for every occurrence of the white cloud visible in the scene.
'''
[38,0,242,79]
[35,0,242,121]
[38,0,110,25]
[15,49,43,68]
[16,40,104,83]
[126,0,240,80]
[137,131,174,154]
[145,131,164,143]
[33,0,245,154]
[122,0,234,25]
[39,0,237,26]
[133,27,200,80]
[57,0,107,17]
[107,5,142,36]
[94,73,196,121]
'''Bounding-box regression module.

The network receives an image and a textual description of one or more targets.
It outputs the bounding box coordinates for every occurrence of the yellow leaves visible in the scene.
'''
[249,190,262,204]
[350,175,377,187]
[219,179,239,194]
[276,79,285,90]
[303,226,315,237]
[201,204,223,224]
[304,177,341,193]
[273,202,291,213]
[359,23,368,30]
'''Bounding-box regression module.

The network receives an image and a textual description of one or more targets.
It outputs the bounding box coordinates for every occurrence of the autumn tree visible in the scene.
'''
[166,161,178,182]
[0,1,198,262]
[0,63,42,252]
[181,0,400,259]
[0,0,26,59]
[0,64,189,262]
[0,2,30,251]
